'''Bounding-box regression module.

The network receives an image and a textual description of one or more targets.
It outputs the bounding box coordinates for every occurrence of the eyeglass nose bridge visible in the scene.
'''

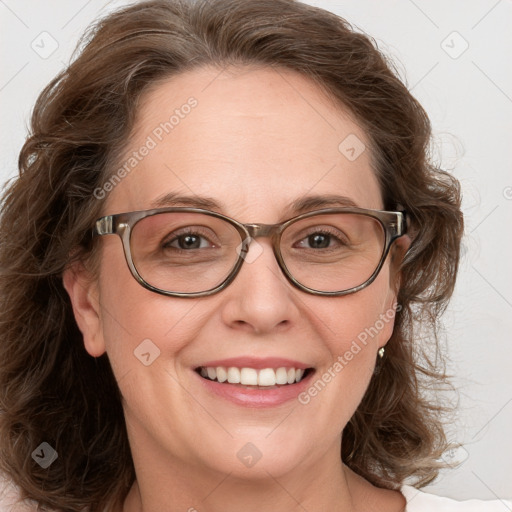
[243,223,281,239]
[235,223,288,273]
[238,223,285,257]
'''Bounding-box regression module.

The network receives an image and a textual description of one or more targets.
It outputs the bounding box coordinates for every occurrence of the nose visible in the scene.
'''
[219,238,299,334]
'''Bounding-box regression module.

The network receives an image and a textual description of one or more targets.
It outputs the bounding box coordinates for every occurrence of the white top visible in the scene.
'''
[1,478,511,511]
[402,485,512,511]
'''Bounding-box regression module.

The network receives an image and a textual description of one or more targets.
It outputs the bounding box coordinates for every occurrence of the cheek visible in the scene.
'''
[318,266,396,356]
[298,267,397,422]
[99,289,206,374]
[95,242,205,376]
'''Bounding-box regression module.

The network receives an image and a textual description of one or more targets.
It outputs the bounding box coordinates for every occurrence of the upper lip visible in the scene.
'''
[196,357,312,370]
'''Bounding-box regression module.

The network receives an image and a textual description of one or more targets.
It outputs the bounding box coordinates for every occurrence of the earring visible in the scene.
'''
[378,347,385,359]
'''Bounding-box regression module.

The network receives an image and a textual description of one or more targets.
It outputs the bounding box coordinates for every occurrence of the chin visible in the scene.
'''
[197,425,318,480]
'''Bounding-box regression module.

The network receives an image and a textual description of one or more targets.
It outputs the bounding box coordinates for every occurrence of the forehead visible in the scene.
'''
[106,66,383,219]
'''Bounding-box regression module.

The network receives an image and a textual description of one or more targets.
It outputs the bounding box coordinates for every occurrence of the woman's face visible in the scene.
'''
[66,66,406,485]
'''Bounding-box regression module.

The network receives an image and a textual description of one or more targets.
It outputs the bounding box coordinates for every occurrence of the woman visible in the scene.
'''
[0,0,509,511]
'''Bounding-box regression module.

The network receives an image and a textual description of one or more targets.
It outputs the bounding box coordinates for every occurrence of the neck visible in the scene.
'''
[123,443,358,512]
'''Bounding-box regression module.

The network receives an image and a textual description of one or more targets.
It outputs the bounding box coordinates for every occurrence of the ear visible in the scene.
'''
[389,234,412,295]
[62,261,106,358]
[380,234,412,346]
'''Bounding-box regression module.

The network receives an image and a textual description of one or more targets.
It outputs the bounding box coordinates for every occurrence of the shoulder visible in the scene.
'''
[0,476,38,512]
[401,485,512,512]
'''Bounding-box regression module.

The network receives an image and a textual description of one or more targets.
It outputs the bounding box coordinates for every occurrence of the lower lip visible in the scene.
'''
[195,370,315,408]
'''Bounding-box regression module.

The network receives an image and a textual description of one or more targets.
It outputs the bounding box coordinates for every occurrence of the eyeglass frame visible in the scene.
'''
[93,206,408,298]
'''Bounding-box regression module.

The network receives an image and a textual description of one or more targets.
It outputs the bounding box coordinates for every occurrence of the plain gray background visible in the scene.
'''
[1,0,511,502]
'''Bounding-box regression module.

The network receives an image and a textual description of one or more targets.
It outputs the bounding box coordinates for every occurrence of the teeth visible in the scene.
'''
[275,367,288,385]
[216,366,227,383]
[199,366,309,386]
[240,368,258,385]
[227,367,241,384]
[258,368,276,386]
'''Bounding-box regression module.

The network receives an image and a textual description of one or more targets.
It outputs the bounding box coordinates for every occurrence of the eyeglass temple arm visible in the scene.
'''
[399,211,408,236]
[94,216,114,236]
[395,211,407,237]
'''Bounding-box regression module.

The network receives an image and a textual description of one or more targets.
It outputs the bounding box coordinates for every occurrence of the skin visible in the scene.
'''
[64,66,410,512]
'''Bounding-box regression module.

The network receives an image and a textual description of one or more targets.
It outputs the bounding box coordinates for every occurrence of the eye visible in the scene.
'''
[300,232,331,249]
[163,228,217,251]
[294,228,348,250]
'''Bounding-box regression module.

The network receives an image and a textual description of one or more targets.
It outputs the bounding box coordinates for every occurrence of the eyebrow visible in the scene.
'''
[290,194,358,212]
[150,192,221,210]
[149,192,359,216]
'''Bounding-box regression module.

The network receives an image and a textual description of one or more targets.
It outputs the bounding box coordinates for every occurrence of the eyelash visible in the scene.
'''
[159,225,349,252]
[294,227,349,249]
[162,227,218,250]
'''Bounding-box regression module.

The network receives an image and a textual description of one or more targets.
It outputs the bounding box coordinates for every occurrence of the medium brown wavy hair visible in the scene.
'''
[0,0,463,510]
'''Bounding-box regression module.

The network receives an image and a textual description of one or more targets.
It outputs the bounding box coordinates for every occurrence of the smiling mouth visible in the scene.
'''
[195,366,314,388]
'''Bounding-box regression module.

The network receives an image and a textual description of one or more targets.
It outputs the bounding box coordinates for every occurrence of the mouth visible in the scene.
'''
[193,357,316,407]
[195,365,315,389]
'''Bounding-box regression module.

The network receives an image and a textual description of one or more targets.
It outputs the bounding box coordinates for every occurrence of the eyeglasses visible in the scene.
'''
[93,207,407,298]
